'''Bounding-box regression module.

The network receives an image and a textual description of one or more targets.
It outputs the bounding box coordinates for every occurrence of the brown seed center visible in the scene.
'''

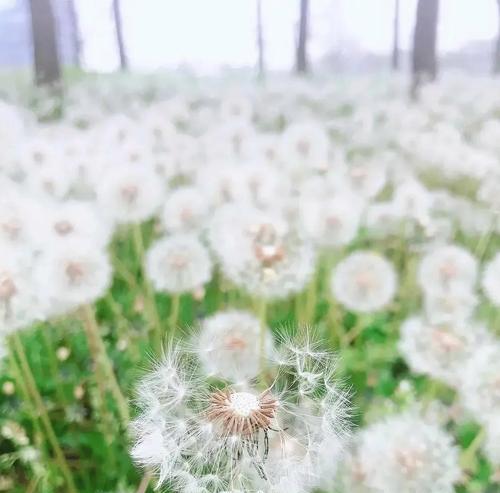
[207,389,278,437]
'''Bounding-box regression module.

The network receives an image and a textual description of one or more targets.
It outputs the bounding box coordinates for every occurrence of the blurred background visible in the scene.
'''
[2,2,500,493]
[0,0,499,84]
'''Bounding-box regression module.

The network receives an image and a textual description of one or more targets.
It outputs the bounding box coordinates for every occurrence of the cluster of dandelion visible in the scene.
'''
[0,73,500,492]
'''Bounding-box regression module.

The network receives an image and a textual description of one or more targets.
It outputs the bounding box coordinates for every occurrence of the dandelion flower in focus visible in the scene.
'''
[131,333,350,492]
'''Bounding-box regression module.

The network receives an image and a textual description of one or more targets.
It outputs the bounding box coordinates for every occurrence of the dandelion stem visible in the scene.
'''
[105,291,140,361]
[422,378,440,410]
[492,309,500,336]
[26,476,41,493]
[112,254,138,289]
[10,333,78,493]
[255,297,268,374]
[294,294,302,323]
[168,293,181,339]
[342,315,367,347]
[8,348,45,446]
[79,306,117,440]
[460,427,486,471]
[135,470,152,493]
[327,299,341,347]
[132,223,163,353]
[80,304,130,428]
[304,274,317,325]
[105,292,129,336]
[475,216,496,260]
[41,326,66,404]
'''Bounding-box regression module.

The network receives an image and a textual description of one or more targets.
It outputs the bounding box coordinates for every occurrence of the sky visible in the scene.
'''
[2,0,498,72]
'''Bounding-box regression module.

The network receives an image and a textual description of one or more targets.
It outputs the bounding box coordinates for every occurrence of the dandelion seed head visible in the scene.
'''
[194,310,274,383]
[131,333,350,491]
[146,234,213,294]
[331,251,397,313]
[96,164,163,224]
[35,240,111,314]
[399,316,492,387]
[299,192,363,247]
[418,244,477,295]
[461,343,500,422]
[160,186,208,235]
[344,412,460,493]
[211,207,315,300]
[423,285,477,325]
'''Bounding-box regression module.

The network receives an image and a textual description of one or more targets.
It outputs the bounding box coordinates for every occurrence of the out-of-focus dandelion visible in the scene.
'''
[36,239,111,315]
[194,310,274,384]
[145,234,213,295]
[160,186,208,235]
[341,412,460,493]
[418,245,478,295]
[96,164,163,224]
[399,316,492,387]
[211,206,315,301]
[481,252,500,306]
[331,251,397,313]
[299,192,363,247]
[460,343,500,422]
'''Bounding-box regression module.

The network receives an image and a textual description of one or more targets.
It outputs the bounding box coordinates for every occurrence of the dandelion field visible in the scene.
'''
[1,75,500,492]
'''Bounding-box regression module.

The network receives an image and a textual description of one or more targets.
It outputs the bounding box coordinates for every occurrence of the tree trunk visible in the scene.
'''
[411,0,440,99]
[28,0,61,86]
[256,0,265,80]
[112,0,128,70]
[494,0,500,74]
[67,0,81,67]
[296,0,309,74]
[392,0,400,70]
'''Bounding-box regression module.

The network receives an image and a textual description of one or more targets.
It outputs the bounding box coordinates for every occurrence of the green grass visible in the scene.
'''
[1,218,499,492]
